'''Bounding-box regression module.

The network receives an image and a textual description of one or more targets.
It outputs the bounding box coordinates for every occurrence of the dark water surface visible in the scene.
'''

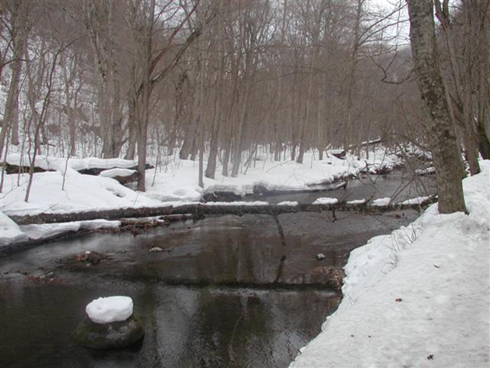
[0,170,435,368]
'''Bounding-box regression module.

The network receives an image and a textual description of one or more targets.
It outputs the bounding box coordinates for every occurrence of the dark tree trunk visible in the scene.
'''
[406,0,466,214]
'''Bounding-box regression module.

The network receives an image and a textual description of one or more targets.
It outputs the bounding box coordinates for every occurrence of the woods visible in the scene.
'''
[0,0,488,211]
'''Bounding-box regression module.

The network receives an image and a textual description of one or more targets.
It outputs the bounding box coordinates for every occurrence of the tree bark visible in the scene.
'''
[406,0,466,214]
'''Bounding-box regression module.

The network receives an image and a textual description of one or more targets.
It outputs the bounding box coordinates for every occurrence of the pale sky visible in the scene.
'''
[369,0,411,46]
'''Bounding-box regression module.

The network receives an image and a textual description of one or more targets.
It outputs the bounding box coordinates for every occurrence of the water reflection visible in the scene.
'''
[0,277,339,368]
[0,170,434,367]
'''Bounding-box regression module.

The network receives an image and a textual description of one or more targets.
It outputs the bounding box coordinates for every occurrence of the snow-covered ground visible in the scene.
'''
[145,148,401,201]
[0,147,402,245]
[289,161,490,368]
[1,147,401,217]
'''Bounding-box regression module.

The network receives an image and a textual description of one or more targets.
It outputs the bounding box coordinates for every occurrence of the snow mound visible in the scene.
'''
[400,196,430,205]
[371,197,391,206]
[277,201,298,206]
[5,153,139,172]
[86,296,134,324]
[0,212,28,246]
[313,197,338,205]
[0,170,157,216]
[99,168,136,178]
[347,199,366,205]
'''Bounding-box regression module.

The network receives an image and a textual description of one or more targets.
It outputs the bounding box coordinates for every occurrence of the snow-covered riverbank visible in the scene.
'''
[289,161,490,368]
[1,147,404,244]
[1,148,401,214]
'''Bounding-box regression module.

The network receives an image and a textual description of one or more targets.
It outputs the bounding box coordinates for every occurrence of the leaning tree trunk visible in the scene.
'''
[406,0,466,214]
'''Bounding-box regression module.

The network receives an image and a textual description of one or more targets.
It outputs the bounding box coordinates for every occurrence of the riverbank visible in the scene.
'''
[1,147,407,245]
[289,161,490,368]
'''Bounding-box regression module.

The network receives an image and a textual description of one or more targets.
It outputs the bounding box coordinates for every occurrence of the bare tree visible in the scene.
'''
[0,0,30,158]
[406,0,466,214]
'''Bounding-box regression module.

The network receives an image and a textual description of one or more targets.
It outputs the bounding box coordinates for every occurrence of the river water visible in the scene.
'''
[0,170,435,368]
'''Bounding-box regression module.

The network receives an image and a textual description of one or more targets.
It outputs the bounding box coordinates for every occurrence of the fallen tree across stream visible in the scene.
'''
[9,196,437,225]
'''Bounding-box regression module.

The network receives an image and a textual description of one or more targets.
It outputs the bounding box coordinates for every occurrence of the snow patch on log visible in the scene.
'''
[313,197,339,205]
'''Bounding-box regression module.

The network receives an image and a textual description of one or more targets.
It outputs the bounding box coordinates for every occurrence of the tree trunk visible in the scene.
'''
[406,0,466,214]
[0,1,27,157]
[125,94,137,160]
[10,196,436,225]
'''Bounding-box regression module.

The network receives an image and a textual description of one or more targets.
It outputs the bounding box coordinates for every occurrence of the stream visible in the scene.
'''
[0,169,435,368]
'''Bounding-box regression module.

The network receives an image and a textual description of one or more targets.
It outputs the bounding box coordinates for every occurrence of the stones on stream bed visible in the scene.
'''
[57,251,111,267]
[74,296,144,349]
[288,266,345,292]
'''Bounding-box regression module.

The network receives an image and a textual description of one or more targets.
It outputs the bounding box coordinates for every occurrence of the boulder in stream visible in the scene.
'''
[74,296,144,349]
[73,315,144,349]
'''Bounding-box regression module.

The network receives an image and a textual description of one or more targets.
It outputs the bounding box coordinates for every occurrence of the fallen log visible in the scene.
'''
[78,164,153,176]
[9,196,436,225]
[4,163,54,174]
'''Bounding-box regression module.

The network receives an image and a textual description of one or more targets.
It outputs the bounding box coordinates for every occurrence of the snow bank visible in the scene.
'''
[0,169,157,216]
[145,151,363,202]
[2,147,402,213]
[86,296,133,324]
[343,146,403,174]
[6,153,138,172]
[290,161,490,368]
[99,168,136,178]
[0,212,28,246]
[20,220,120,240]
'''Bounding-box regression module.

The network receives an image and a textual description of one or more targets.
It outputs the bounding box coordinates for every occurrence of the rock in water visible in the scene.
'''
[73,315,144,349]
[316,253,326,261]
[74,296,144,349]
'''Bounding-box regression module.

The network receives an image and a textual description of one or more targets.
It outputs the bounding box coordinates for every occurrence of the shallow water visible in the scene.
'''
[0,170,435,368]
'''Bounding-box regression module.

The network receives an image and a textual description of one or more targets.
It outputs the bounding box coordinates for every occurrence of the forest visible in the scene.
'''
[0,1,489,367]
[1,0,487,193]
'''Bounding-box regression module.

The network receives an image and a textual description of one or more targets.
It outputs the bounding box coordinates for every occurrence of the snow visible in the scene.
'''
[203,201,269,206]
[20,220,120,240]
[0,169,157,217]
[313,197,339,205]
[6,153,138,172]
[371,197,391,206]
[400,196,430,205]
[416,167,436,176]
[145,151,360,202]
[277,201,298,206]
[0,147,403,243]
[99,168,137,178]
[0,212,28,246]
[346,199,366,205]
[86,296,134,324]
[289,161,490,368]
